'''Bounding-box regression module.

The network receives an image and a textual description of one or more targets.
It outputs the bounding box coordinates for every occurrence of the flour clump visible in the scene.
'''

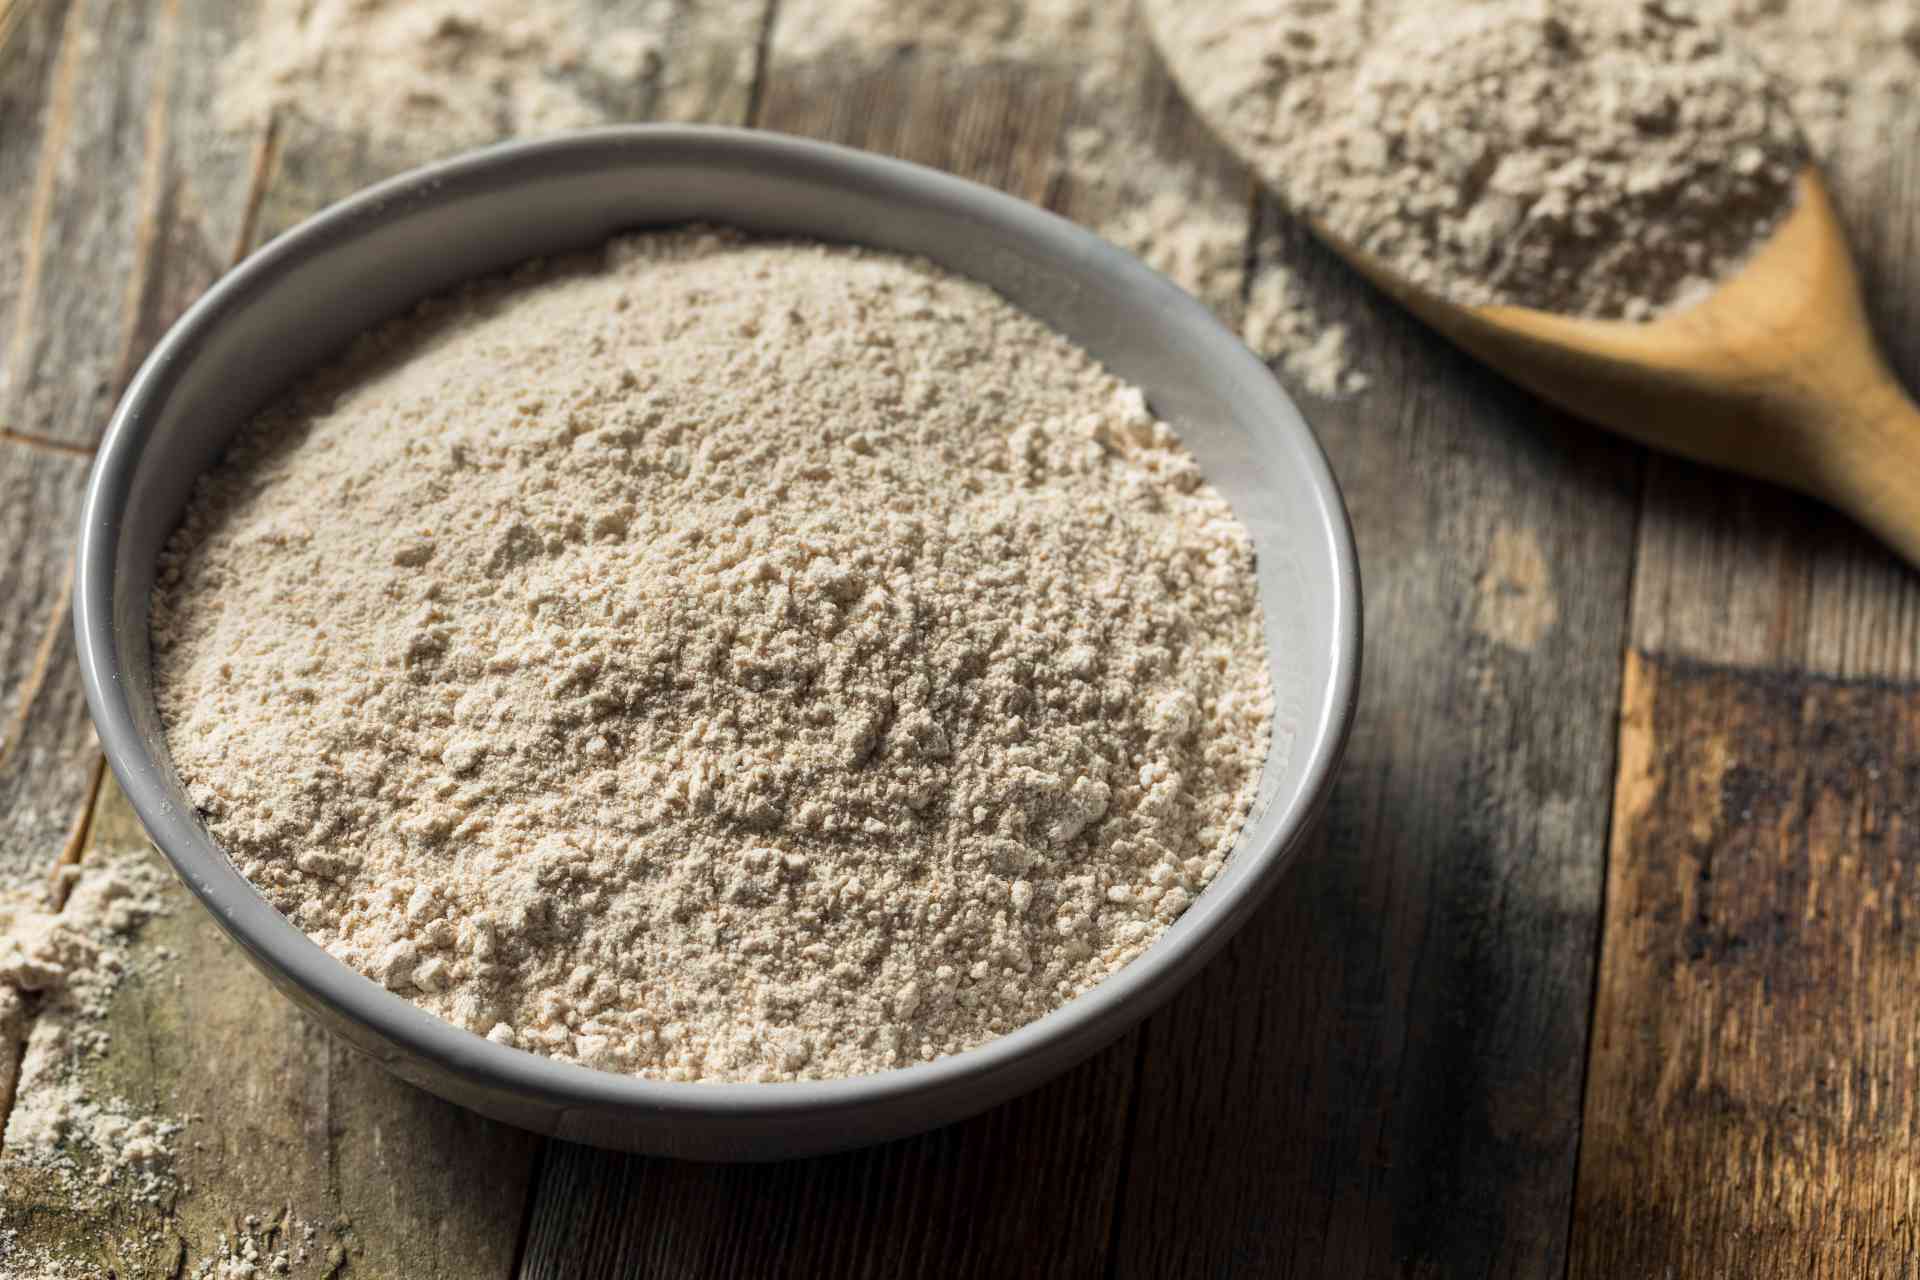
[152,230,1274,1083]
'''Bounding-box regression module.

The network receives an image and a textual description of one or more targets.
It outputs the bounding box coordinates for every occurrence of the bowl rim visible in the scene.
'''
[73,124,1361,1123]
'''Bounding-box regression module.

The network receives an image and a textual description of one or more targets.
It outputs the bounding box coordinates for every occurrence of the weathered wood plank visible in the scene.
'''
[130,0,274,308]
[0,0,183,448]
[0,444,95,893]
[0,777,544,1278]
[1108,208,1642,1277]
[0,0,73,423]
[521,1053,1138,1279]
[0,0,101,902]
[1631,460,1920,681]
[518,5,1260,1275]
[0,0,263,896]
[1629,89,1920,680]
[1569,653,1920,1277]
[653,0,768,127]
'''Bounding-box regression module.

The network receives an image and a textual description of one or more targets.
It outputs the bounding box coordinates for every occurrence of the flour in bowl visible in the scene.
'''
[151,230,1274,1083]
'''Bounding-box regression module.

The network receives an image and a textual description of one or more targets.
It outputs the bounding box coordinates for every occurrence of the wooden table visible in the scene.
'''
[3,2,1918,1275]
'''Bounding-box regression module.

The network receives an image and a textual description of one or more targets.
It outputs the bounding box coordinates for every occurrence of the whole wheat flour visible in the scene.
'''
[152,230,1275,1084]
[1143,0,1809,321]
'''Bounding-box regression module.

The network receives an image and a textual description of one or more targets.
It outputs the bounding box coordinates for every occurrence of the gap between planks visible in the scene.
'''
[1557,450,1651,1280]
[0,424,92,456]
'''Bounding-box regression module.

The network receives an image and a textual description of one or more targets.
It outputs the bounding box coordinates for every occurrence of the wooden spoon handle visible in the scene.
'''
[1802,372,1920,568]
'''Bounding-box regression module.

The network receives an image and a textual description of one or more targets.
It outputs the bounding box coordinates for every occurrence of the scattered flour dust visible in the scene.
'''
[0,848,180,1276]
[223,0,1369,396]
[187,1213,335,1280]
[215,0,679,157]
[778,0,1370,398]
[152,229,1276,1085]
[1243,263,1370,399]
[1099,192,1368,401]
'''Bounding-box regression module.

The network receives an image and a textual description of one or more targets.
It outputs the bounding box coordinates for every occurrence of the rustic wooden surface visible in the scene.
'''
[1,1,1917,1275]
[1571,654,1920,1278]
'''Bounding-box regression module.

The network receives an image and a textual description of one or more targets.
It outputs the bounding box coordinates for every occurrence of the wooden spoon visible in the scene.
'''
[1317,169,1920,568]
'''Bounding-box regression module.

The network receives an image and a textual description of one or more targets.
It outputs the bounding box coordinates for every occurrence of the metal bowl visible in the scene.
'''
[73,126,1360,1160]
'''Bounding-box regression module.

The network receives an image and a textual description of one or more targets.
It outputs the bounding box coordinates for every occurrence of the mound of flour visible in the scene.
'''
[152,230,1274,1083]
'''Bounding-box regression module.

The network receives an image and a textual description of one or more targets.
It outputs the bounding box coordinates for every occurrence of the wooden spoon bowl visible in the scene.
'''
[1320,170,1920,567]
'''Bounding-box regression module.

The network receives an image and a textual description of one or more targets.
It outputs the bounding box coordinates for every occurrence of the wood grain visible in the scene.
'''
[0,0,92,896]
[0,444,94,892]
[0,0,79,440]
[1570,651,1920,1277]
[0,778,543,1278]
[0,0,68,402]
[0,0,261,896]
[521,1052,1138,1280]
[1632,459,1920,682]
[1106,208,1642,1277]
[122,0,271,332]
[0,0,184,448]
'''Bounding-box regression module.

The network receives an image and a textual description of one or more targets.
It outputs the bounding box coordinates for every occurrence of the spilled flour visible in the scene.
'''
[215,0,679,157]
[1143,0,1807,320]
[0,848,179,1230]
[778,0,1370,397]
[1100,190,1368,401]
[153,230,1275,1084]
[186,1213,334,1280]
[1243,263,1370,399]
